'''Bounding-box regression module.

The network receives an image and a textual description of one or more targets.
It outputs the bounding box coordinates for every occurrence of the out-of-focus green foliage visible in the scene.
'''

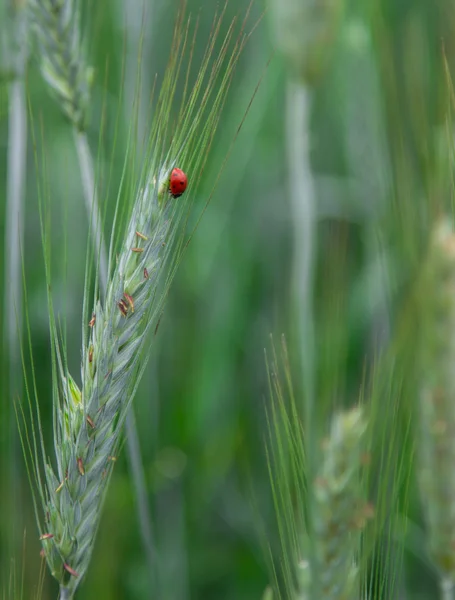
[1,0,455,598]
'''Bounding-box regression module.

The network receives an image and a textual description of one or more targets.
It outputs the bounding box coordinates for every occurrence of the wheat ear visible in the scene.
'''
[32,163,195,597]
[27,0,159,577]
[302,406,371,599]
[43,170,181,596]
[20,6,248,596]
[27,0,91,131]
[266,340,371,599]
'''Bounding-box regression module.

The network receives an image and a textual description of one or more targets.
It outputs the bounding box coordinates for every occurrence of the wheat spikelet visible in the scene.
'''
[28,0,91,130]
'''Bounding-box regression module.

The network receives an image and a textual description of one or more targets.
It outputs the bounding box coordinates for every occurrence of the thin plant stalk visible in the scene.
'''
[286,80,317,560]
[3,8,28,558]
[286,82,316,424]
[73,127,156,583]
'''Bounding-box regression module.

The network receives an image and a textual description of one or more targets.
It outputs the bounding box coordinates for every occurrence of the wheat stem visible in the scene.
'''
[5,78,27,366]
[3,7,28,559]
[286,79,317,572]
[286,82,316,418]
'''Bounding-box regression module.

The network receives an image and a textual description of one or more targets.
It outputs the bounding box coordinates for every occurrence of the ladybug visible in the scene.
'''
[169,167,188,198]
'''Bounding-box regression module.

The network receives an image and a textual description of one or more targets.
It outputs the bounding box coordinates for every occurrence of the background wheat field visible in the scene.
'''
[1,0,455,599]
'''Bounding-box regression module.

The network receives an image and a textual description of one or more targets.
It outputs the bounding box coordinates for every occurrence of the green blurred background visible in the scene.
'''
[1,0,455,598]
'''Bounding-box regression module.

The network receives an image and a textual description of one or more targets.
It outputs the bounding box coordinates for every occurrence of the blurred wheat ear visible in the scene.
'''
[265,336,372,600]
[18,4,254,597]
[27,0,91,131]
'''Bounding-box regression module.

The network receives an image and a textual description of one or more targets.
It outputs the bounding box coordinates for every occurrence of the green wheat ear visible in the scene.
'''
[18,4,254,597]
[28,0,92,131]
[265,336,371,600]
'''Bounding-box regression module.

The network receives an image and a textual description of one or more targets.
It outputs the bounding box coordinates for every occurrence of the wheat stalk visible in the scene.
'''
[20,5,249,597]
[2,0,28,575]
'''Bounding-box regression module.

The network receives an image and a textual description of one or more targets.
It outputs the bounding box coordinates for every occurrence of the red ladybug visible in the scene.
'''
[169,168,188,198]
